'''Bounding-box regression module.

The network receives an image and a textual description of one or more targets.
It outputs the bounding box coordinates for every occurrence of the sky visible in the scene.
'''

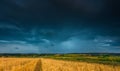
[0,0,120,53]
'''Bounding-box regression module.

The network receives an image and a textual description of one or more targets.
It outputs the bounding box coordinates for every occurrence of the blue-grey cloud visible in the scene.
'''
[0,40,39,53]
[0,0,119,53]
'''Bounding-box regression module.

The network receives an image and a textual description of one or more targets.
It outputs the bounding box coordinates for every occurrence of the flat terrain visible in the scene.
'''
[43,54,120,65]
[0,57,120,71]
[0,58,41,71]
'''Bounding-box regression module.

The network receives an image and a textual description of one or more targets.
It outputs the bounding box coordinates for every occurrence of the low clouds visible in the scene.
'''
[0,40,39,53]
[58,36,120,53]
[0,22,20,31]
[0,21,119,53]
[0,27,120,53]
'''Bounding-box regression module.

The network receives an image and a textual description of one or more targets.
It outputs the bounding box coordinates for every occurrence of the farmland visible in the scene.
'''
[0,54,120,71]
[0,58,41,71]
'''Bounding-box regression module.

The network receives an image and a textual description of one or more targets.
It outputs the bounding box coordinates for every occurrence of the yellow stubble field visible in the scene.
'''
[0,58,120,71]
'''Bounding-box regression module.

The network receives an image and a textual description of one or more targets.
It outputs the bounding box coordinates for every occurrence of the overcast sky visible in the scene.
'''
[0,0,120,53]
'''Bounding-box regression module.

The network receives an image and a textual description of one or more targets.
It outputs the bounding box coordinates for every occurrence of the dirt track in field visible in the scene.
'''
[0,58,120,71]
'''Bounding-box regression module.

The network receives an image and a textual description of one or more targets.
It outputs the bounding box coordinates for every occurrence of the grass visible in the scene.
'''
[42,54,120,65]
[41,58,120,71]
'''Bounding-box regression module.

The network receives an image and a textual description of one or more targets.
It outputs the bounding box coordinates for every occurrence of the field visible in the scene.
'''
[43,54,120,65]
[0,54,120,71]
[0,58,41,71]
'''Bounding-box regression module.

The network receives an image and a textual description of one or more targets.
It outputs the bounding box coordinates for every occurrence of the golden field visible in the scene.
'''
[0,58,120,71]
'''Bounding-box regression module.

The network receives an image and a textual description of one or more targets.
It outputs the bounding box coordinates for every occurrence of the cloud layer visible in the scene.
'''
[0,0,119,53]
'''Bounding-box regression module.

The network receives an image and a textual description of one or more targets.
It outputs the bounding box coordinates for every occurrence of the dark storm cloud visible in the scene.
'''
[0,0,119,21]
[0,0,120,53]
